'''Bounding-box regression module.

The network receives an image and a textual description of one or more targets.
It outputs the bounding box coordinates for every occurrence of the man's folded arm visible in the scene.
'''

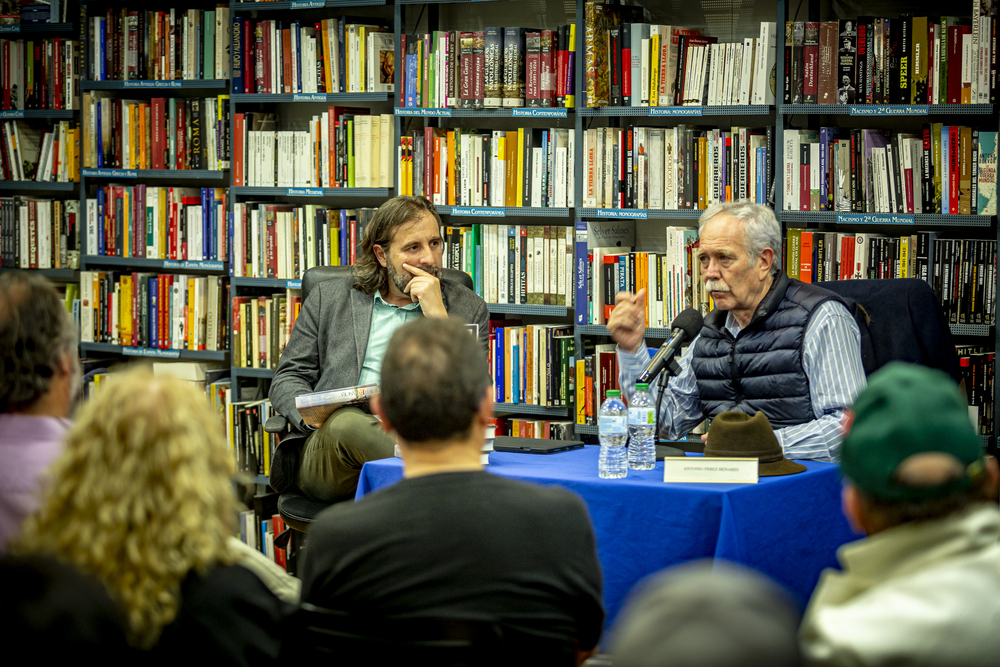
[269,289,324,431]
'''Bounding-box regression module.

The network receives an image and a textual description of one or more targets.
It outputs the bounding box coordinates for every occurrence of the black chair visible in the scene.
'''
[265,265,476,534]
[281,603,575,667]
[817,278,961,382]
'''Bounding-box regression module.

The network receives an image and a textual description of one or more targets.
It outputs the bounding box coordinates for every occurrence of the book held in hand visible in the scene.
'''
[295,383,380,428]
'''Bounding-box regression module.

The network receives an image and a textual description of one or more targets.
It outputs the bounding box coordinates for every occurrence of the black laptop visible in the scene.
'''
[492,436,585,454]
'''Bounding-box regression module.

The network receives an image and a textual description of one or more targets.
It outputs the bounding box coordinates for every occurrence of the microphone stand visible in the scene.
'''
[654,357,686,459]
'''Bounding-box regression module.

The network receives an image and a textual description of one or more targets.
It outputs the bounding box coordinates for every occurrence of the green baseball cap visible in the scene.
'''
[840,362,985,503]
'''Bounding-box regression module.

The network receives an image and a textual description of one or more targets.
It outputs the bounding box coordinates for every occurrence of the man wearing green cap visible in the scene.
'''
[799,362,1000,666]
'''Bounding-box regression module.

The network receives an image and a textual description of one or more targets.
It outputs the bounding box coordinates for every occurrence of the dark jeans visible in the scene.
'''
[297,407,396,502]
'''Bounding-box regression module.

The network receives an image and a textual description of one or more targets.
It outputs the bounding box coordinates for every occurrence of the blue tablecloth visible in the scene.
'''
[356,446,859,629]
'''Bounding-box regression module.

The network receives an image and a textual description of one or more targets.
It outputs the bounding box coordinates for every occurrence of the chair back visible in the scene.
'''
[303,265,474,301]
[282,603,573,666]
[816,278,961,382]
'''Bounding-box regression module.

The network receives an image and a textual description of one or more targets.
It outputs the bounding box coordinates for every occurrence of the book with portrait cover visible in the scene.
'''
[295,383,380,428]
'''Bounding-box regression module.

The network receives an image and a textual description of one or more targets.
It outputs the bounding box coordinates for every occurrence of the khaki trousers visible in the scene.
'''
[297,406,395,503]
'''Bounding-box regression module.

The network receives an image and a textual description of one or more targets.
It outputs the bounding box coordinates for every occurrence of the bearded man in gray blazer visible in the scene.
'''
[269,196,489,502]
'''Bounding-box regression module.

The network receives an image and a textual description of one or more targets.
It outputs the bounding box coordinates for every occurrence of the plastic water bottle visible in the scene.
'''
[628,383,656,470]
[599,390,628,479]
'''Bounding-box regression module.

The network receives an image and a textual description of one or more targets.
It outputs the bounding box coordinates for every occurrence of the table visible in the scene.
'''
[357,446,859,630]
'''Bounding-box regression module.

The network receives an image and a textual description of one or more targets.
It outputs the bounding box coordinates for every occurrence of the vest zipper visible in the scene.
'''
[728,337,742,404]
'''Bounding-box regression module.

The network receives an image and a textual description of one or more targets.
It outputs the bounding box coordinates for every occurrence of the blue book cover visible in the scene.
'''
[339,209,349,266]
[150,276,158,349]
[495,327,504,402]
[941,126,949,214]
[232,19,244,95]
[617,254,627,294]
[209,189,218,260]
[99,19,106,80]
[757,147,766,204]
[511,339,519,403]
[574,221,588,324]
[96,188,105,255]
[337,18,347,93]
[507,226,516,303]
[294,21,303,93]
[201,188,209,261]
[405,54,418,107]
[819,127,829,210]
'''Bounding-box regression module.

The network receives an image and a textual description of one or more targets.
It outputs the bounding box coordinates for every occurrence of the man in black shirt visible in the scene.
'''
[300,317,605,664]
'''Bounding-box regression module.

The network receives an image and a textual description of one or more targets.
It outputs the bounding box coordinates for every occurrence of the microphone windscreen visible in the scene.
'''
[671,308,705,340]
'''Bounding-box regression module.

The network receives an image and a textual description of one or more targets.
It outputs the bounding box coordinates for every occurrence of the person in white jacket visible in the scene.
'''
[800,362,1000,667]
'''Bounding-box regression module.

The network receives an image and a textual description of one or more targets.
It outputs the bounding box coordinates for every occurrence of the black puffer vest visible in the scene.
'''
[690,273,848,427]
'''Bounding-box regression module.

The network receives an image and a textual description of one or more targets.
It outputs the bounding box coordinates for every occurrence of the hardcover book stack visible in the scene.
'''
[85,186,227,261]
[583,125,772,209]
[81,94,231,171]
[397,127,574,208]
[86,5,231,81]
[584,1,777,107]
[0,37,79,109]
[583,227,711,327]
[783,229,997,326]
[0,120,78,182]
[957,345,995,435]
[78,270,229,351]
[785,11,998,105]
[440,223,574,307]
[231,204,377,279]
[781,126,998,214]
[231,17,393,94]
[487,320,575,408]
[231,289,303,371]
[0,197,80,268]
[400,25,576,109]
[234,110,393,188]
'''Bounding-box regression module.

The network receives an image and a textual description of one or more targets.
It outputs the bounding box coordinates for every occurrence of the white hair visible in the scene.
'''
[698,200,782,274]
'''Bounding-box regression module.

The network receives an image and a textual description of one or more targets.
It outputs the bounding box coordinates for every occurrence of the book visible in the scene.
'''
[294,383,380,428]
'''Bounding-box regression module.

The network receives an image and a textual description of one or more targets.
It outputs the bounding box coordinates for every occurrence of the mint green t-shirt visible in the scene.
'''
[357,291,423,386]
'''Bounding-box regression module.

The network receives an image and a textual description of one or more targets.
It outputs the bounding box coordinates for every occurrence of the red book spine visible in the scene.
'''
[349,218,357,265]
[526,33,540,105]
[150,98,164,170]
[169,199,177,260]
[176,102,186,169]
[947,26,964,104]
[540,30,555,107]
[804,23,818,101]
[266,208,276,278]
[233,113,244,186]
[398,34,407,107]
[556,36,567,103]
[282,28,293,94]
[263,21,272,95]
[473,31,485,104]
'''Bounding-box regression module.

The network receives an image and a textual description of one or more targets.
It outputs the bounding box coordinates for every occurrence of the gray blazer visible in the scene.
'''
[269,273,490,430]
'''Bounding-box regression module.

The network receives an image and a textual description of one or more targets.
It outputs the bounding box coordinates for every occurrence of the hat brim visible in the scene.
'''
[759,458,808,477]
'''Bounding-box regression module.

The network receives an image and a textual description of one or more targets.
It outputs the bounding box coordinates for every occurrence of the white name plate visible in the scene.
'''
[662,456,759,484]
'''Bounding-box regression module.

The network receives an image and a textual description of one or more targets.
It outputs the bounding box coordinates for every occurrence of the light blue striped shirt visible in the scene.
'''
[617,300,867,462]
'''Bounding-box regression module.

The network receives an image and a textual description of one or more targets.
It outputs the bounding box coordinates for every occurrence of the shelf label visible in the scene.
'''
[849,105,929,116]
[649,107,703,116]
[595,209,648,219]
[123,80,183,89]
[0,110,24,119]
[290,0,325,7]
[511,108,568,118]
[394,107,453,117]
[286,280,302,289]
[663,457,759,484]
[123,347,181,359]
[450,207,506,217]
[286,187,324,196]
[836,213,915,225]
[292,93,326,102]
[83,168,138,178]
[0,26,19,34]
[163,260,225,270]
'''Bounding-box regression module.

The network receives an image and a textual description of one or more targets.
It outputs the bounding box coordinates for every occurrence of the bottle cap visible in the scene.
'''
[607,390,621,397]
[636,383,649,391]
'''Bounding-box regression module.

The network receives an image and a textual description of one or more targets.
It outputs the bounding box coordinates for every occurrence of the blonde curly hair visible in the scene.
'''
[14,367,239,648]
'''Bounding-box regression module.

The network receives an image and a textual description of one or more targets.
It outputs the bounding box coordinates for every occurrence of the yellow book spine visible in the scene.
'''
[899,236,909,278]
[188,278,196,350]
[576,359,586,424]
[649,34,660,107]
[565,24,576,108]
[516,128,525,205]
[447,130,456,205]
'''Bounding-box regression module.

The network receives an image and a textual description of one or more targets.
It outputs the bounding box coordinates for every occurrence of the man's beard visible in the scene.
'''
[386,257,440,294]
[704,279,731,293]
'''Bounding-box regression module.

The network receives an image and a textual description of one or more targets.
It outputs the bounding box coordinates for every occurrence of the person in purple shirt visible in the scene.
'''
[0,272,80,552]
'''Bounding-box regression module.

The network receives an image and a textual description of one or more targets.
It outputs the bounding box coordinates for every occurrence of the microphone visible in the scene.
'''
[637,308,704,385]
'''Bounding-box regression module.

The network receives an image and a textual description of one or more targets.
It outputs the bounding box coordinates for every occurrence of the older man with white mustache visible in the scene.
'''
[607,201,867,462]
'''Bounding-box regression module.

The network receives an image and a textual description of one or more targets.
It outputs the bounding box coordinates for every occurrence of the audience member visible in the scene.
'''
[299,317,604,665]
[799,362,1000,666]
[1,554,133,660]
[13,368,292,664]
[270,195,489,502]
[610,560,801,667]
[0,272,79,552]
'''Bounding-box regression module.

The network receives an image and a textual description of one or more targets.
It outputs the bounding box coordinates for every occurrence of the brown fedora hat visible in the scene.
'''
[705,411,807,477]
